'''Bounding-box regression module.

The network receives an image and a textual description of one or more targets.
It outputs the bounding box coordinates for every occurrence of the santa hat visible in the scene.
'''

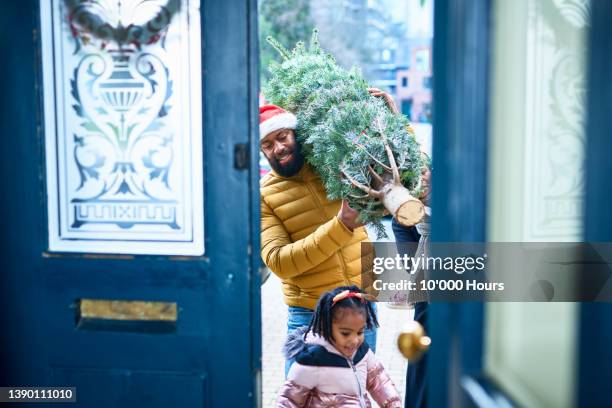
[259,104,297,140]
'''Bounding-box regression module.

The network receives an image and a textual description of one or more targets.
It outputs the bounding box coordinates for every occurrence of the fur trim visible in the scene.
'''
[283,326,309,360]
[260,112,297,140]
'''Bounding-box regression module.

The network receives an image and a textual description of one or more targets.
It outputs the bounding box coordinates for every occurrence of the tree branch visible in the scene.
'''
[341,169,383,199]
[379,129,401,184]
[372,116,401,184]
[354,141,393,172]
[384,141,401,184]
[368,165,384,184]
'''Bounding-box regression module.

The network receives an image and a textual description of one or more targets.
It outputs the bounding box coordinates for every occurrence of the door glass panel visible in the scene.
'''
[40,0,204,255]
[486,0,589,406]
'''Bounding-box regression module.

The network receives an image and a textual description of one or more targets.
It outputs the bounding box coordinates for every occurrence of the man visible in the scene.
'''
[258,103,376,375]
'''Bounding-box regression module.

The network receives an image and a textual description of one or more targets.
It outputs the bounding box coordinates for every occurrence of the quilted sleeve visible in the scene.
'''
[366,353,402,408]
[261,198,354,279]
[275,380,313,408]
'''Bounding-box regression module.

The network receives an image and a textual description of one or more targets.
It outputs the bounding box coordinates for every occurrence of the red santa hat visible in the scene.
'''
[259,104,297,140]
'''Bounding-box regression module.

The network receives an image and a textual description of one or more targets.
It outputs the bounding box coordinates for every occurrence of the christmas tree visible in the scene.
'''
[264,30,426,236]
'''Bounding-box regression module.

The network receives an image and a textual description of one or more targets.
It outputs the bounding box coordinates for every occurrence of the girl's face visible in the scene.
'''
[331,307,367,358]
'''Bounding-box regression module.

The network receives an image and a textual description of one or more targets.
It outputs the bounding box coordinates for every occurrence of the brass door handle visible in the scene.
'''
[397,321,431,361]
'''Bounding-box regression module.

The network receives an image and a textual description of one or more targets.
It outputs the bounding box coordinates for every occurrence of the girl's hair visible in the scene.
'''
[305,285,379,343]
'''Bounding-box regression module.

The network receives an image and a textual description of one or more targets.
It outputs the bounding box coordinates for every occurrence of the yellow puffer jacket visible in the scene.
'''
[260,164,372,310]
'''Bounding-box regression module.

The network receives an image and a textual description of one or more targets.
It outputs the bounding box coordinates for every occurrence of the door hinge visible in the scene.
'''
[234,143,249,170]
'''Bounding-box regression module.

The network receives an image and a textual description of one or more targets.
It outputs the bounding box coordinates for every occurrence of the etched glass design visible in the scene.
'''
[486,1,589,407]
[41,0,203,255]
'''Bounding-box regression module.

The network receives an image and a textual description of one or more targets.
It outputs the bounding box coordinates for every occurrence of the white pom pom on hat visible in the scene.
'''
[259,104,297,140]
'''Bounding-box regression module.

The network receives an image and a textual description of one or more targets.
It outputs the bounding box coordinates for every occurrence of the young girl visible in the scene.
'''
[276,286,402,408]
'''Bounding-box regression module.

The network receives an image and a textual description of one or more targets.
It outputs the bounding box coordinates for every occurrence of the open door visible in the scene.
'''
[397,0,612,407]
[0,0,261,407]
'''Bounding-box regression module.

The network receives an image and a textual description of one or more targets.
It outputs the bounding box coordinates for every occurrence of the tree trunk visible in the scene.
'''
[380,184,425,226]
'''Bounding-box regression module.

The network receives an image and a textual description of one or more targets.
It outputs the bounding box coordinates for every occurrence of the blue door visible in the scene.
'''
[426,0,612,407]
[0,0,261,407]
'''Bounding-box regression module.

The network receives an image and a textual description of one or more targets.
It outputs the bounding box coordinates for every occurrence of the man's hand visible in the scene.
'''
[338,199,363,231]
[368,87,399,113]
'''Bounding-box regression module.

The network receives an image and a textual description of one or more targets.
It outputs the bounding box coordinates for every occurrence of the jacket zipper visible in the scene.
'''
[305,180,351,285]
[347,358,367,408]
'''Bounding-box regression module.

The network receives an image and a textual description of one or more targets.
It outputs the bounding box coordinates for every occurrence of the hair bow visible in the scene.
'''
[332,290,376,306]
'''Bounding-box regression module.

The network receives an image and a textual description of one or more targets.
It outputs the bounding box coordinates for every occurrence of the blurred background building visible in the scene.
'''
[260,0,432,124]
[258,0,433,173]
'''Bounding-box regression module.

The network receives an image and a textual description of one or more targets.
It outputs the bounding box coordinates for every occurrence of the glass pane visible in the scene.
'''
[40,0,204,255]
[486,0,589,406]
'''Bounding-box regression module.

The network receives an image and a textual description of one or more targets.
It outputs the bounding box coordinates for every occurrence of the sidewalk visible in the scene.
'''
[261,272,413,407]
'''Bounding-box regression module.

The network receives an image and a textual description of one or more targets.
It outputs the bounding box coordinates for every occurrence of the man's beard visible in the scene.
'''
[269,144,305,177]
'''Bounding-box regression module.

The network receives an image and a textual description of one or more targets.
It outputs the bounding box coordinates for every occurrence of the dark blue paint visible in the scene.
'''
[432,0,612,407]
[248,0,264,398]
[0,0,48,388]
[202,0,260,405]
[579,1,612,406]
[430,0,490,406]
[0,0,261,406]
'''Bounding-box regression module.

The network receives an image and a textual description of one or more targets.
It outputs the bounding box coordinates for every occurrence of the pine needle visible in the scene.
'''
[266,36,291,60]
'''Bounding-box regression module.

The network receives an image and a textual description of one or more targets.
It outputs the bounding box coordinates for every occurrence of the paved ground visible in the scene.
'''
[261,272,413,407]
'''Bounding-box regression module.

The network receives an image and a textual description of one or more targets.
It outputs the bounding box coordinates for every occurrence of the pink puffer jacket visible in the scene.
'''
[276,329,402,408]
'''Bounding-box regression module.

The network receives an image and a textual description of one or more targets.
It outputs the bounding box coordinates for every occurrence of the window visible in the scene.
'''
[414,48,430,72]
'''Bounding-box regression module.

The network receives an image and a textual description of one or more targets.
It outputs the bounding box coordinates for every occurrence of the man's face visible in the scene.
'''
[260,128,304,177]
